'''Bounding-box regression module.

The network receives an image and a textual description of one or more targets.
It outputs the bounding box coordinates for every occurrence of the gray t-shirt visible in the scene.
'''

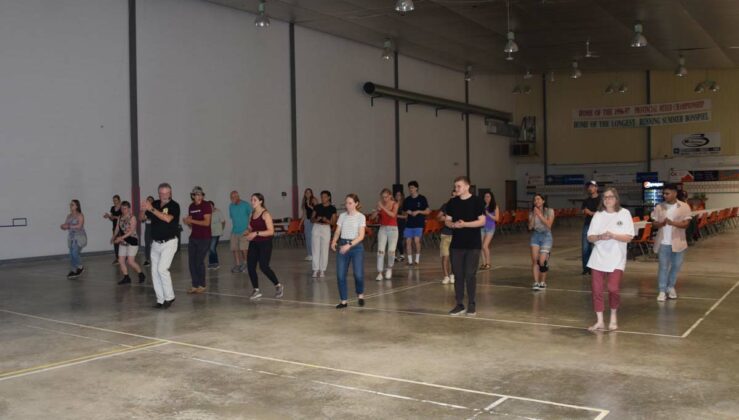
[530,208,554,233]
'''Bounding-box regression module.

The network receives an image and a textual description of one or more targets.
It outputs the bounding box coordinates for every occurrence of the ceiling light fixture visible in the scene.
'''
[694,77,719,93]
[618,84,628,93]
[631,22,647,48]
[674,55,688,77]
[570,61,582,79]
[464,65,472,82]
[254,0,270,28]
[395,0,414,14]
[503,0,519,54]
[381,39,394,60]
[605,83,615,94]
[505,51,514,61]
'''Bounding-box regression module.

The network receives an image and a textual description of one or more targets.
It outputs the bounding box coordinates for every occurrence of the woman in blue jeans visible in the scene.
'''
[60,199,87,278]
[331,194,366,309]
[528,194,555,290]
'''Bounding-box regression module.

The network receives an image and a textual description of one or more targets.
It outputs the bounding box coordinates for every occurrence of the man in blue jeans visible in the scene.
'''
[581,180,600,275]
[651,184,692,302]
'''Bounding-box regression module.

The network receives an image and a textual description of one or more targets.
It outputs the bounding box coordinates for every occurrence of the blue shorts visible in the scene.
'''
[482,226,496,236]
[404,227,423,238]
[530,231,553,253]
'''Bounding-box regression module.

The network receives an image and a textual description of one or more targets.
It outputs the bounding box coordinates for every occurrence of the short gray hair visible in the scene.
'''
[158,182,172,191]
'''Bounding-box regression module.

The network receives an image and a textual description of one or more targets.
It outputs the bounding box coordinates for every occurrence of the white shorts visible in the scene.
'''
[118,244,139,257]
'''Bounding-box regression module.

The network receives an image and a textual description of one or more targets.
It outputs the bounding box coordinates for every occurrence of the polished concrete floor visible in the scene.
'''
[1,224,738,419]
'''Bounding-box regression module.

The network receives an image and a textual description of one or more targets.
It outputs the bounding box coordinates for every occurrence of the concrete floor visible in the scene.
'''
[1,223,738,419]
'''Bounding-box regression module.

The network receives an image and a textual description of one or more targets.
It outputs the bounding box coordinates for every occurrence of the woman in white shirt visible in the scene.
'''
[331,194,366,309]
[586,188,635,332]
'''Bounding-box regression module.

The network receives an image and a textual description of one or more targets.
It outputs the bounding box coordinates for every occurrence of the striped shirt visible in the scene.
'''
[337,212,366,239]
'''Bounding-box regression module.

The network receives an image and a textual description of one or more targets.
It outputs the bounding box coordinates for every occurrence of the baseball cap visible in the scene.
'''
[585,180,597,187]
[191,186,205,196]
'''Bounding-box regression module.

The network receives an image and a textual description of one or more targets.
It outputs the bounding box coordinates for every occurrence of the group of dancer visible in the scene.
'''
[61,178,692,328]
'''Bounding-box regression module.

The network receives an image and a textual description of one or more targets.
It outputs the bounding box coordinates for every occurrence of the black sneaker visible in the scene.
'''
[138,272,146,283]
[112,259,119,265]
[336,302,348,309]
[67,271,77,279]
[358,298,365,307]
[467,305,476,316]
[75,267,84,276]
[449,305,466,316]
[143,260,151,267]
[539,283,547,290]
[152,302,164,309]
[117,275,131,285]
[163,298,175,308]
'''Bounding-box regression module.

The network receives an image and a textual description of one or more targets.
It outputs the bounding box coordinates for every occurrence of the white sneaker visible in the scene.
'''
[449,274,455,284]
[319,271,325,278]
[657,292,667,302]
[304,256,313,261]
[384,269,392,279]
[667,288,678,299]
[376,273,384,281]
[441,276,451,284]
[532,282,541,290]
[312,270,319,278]
[249,289,262,300]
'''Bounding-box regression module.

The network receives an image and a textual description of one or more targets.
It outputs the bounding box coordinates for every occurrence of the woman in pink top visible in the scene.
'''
[373,188,398,281]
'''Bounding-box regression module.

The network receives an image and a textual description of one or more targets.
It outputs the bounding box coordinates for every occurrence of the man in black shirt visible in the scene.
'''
[142,182,180,309]
[444,176,486,316]
[581,180,600,275]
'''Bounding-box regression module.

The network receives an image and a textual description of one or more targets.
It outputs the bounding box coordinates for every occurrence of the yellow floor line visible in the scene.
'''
[0,340,167,380]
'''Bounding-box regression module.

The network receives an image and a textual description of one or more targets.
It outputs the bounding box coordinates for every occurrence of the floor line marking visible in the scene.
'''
[359,281,437,300]
[21,324,137,348]
[681,278,739,338]
[470,283,718,301]
[485,396,509,411]
[0,308,608,415]
[0,341,168,381]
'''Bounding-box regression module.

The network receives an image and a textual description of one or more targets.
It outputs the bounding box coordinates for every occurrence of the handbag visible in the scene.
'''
[124,236,139,246]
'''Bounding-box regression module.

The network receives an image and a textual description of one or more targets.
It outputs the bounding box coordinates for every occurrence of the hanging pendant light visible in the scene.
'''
[395,0,415,13]
[694,81,706,93]
[630,22,647,48]
[503,0,519,54]
[381,39,394,60]
[605,83,615,94]
[570,61,582,79]
[505,51,514,61]
[464,65,472,82]
[709,81,720,92]
[254,0,270,28]
[674,55,688,77]
[618,84,628,93]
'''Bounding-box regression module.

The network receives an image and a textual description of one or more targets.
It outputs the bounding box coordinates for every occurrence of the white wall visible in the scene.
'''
[295,26,395,209]
[399,56,466,208]
[137,0,292,241]
[469,73,517,206]
[0,0,130,260]
[0,0,524,260]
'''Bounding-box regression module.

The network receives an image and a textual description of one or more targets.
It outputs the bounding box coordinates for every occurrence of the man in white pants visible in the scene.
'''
[142,183,180,309]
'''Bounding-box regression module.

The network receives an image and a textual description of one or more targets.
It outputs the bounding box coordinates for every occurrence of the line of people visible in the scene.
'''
[61,179,693,329]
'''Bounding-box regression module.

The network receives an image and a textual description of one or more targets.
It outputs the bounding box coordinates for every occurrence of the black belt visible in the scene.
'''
[154,238,176,243]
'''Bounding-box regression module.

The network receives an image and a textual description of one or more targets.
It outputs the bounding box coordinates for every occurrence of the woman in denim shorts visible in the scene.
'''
[528,194,555,290]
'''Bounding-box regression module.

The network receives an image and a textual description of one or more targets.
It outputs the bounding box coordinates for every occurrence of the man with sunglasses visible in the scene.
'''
[651,184,692,302]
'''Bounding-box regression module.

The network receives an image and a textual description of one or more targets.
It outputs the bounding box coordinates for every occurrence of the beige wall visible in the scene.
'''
[650,68,739,159]
[513,69,738,166]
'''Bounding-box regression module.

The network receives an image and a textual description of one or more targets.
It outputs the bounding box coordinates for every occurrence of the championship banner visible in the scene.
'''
[573,99,711,120]
[573,111,711,129]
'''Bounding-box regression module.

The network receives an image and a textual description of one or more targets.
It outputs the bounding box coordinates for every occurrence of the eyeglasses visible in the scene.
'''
[603,195,616,199]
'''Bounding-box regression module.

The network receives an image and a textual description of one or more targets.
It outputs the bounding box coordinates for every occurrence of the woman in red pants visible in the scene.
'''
[586,187,634,332]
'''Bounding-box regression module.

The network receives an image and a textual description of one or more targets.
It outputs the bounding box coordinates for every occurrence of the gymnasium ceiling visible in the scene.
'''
[205,0,739,75]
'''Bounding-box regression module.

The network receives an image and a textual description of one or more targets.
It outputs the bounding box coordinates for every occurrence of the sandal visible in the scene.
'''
[587,323,605,332]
